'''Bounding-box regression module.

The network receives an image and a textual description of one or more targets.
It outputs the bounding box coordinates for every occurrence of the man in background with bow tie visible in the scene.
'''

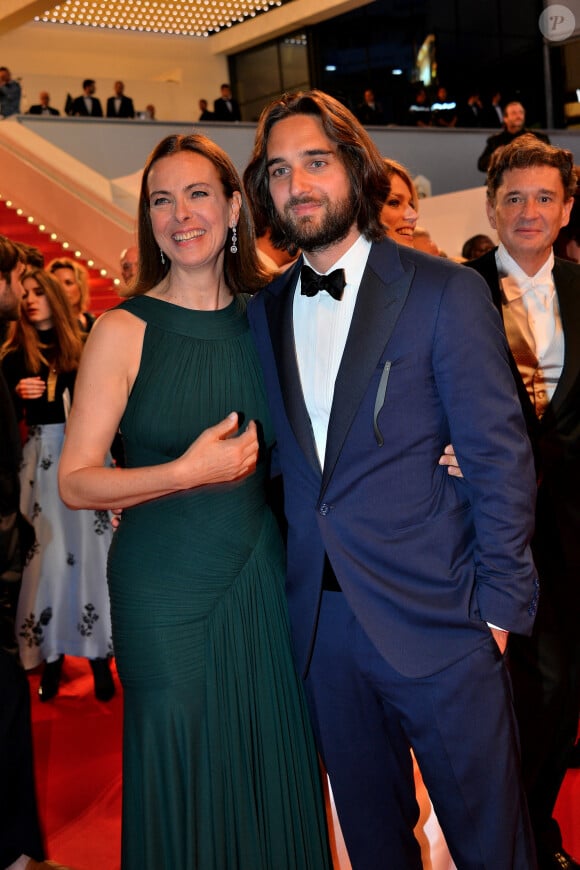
[244,90,539,869]
[213,83,241,122]
[466,135,580,870]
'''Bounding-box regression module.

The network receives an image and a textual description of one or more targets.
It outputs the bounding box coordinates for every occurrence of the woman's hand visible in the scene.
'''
[59,310,260,511]
[176,413,259,489]
[438,443,464,478]
[15,377,46,399]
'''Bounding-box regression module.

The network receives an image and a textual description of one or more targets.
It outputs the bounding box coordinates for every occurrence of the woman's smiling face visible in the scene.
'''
[380,173,418,246]
[148,150,240,271]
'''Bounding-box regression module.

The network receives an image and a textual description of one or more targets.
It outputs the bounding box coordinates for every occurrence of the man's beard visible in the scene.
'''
[276,190,358,253]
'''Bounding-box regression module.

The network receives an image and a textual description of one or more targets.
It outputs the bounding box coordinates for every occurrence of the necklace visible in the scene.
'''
[46,367,57,402]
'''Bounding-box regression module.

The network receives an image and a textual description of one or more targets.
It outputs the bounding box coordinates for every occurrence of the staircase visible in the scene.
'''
[0,199,121,317]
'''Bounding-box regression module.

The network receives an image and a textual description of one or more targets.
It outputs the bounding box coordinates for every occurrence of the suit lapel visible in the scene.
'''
[470,252,540,434]
[322,242,414,495]
[264,259,321,474]
[549,258,580,416]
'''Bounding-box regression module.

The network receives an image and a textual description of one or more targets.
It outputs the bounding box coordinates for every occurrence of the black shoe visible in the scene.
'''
[89,657,115,702]
[38,655,64,702]
[539,849,580,870]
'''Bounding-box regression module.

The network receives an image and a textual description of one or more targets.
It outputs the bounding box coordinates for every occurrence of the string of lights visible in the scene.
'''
[0,195,116,283]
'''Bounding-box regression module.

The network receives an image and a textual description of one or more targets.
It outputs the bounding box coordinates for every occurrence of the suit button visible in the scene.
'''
[319,503,330,516]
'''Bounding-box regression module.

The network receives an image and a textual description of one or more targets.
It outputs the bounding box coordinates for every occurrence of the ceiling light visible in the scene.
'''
[36,0,289,36]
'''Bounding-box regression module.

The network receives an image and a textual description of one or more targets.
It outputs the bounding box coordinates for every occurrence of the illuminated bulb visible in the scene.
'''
[100,269,107,276]
[62,241,70,249]
[16,208,23,215]
[50,233,57,240]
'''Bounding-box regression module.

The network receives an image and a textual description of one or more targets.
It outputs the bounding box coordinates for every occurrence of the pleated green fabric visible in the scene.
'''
[107,294,331,869]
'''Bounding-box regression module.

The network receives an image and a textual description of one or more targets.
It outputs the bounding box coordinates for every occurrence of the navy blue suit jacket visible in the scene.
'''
[248,238,538,678]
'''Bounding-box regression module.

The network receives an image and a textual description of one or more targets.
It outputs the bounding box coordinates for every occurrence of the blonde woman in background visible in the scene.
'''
[380,158,419,246]
[48,257,95,333]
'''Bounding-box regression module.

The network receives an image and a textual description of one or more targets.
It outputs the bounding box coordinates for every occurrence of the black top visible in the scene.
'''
[1,329,76,426]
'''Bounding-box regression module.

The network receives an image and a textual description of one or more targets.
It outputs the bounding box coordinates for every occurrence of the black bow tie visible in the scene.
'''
[300,265,346,301]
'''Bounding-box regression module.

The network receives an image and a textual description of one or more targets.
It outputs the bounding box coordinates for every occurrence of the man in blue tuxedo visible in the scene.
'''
[243,90,539,869]
[466,135,580,870]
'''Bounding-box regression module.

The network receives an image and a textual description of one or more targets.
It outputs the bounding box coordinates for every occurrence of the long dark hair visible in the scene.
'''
[1,268,84,373]
[129,133,270,298]
[243,90,390,249]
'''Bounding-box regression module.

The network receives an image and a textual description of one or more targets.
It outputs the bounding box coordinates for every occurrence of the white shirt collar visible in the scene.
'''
[496,243,554,303]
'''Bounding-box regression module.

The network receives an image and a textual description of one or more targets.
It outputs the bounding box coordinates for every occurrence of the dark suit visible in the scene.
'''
[469,249,580,860]
[70,95,103,117]
[479,101,504,128]
[249,238,538,869]
[106,94,135,118]
[213,96,241,122]
[356,101,386,125]
[27,104,60,116]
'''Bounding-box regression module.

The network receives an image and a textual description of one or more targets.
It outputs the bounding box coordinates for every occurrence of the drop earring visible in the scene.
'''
[160,248,165,265]
[230,225,238,254]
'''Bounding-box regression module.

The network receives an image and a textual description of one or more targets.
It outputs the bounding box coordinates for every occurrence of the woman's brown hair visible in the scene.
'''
[127,133,270,298]
[1,268,84,373]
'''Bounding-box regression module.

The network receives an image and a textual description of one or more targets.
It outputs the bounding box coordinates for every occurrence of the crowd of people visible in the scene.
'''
[0,71,242,126]
[0,86,579,870]
[0,72,153,122]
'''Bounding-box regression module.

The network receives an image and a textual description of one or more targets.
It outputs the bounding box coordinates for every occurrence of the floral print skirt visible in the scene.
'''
[16,423,114,668]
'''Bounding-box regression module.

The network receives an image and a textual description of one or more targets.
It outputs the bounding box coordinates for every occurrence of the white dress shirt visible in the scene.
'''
[293,235,371,466]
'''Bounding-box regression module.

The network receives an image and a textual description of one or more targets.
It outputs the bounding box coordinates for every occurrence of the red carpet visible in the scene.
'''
[29,657,123,870]
[29,656,579,870]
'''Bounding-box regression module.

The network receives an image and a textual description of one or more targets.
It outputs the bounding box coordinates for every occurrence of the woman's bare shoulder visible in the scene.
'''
[87,305,146,348]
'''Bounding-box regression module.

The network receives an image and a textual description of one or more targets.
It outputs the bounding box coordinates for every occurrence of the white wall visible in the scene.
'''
[0,21,229,122]
[418,187,496,261]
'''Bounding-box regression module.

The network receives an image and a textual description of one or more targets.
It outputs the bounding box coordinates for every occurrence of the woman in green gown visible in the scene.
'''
[59,134,332,869]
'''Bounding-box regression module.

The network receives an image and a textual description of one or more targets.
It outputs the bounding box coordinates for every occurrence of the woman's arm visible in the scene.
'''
[58,309,258,511]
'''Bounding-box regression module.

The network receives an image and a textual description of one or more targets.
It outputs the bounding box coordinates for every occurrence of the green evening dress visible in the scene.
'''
[107,294,331,870]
